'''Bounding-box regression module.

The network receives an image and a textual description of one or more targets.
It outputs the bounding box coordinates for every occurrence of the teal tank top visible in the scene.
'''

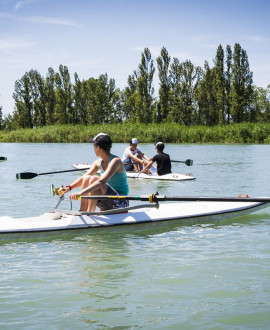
[99,154,129,195]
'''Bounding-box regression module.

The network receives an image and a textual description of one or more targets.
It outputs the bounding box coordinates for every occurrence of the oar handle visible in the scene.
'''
[123,162,143,165]
[80,194,270,203]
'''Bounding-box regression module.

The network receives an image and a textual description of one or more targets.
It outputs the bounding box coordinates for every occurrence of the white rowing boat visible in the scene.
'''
[72,163,196,181]
[0,196,269,239]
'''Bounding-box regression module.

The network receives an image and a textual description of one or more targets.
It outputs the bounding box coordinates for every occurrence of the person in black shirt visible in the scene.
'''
[142,142,172,176]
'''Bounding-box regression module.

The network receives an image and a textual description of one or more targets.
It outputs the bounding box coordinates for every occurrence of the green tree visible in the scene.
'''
[122,72,137,122]
[123,48,155,123]
[54,65,73,124]
[135,48,156,123]
[85,77,101,124]
[2,113,16,130]
[230,43,254,123]
[12,70,47,128]
[106,79,124,123]
[225,45,232,123]
[156,47,171,122]
[13,71,33,128]
[45,67,56,125]
[30,70,47,127]
[213,44,226,124]
[251,85,270,122]
[73,73,86,124]
[195,61,217,125]
[168,58,182,122]
[169,59,202,125]
[85,75,107,124]
[82,74,121,124]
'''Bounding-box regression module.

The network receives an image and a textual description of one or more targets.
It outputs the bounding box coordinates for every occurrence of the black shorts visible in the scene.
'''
[97,184,129,210]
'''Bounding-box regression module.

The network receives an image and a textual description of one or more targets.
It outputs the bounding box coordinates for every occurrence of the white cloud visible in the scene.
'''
[0,38,35,50]
[24,15,82,27]
[15,0,41,11]
[0,11,81,28]
[242,35,269,43]
[0,12,13,19]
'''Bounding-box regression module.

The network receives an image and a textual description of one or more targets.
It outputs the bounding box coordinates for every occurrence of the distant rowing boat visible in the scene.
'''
[72,163,196,181]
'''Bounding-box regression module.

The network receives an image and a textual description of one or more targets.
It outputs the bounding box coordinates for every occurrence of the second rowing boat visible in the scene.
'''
[72,163,196,181]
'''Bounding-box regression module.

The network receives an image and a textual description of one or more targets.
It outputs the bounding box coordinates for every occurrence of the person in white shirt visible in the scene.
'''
[121,138,151,171]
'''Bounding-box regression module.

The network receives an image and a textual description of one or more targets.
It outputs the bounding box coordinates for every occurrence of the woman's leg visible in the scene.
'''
[80,175,106,212]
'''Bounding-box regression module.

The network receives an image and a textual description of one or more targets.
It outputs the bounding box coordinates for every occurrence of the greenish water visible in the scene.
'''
[0,143,270,329]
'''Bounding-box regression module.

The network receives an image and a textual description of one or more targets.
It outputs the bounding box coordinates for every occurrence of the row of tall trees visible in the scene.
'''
[1,43,270,130]
[9,66,123,129]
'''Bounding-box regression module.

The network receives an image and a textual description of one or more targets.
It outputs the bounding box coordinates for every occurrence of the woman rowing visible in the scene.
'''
[60,133,129,212]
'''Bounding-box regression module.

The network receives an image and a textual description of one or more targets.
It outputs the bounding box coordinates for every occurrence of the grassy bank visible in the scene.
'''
[0,123,270,143]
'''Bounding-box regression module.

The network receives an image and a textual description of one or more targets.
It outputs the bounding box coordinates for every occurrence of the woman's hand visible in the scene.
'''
[58,185,72,195]
[69,192,82,200]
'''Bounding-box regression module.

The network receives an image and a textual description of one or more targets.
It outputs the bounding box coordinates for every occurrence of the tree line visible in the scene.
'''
[1,43,270,130]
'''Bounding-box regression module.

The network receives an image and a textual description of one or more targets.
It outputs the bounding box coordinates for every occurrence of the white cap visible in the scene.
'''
[131,138,139,144]
[155,141,165,150]
[89,132,107,143]
[94,133,107,141]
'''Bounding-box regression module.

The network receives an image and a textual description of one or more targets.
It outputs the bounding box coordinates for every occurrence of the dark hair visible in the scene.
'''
[90,133,112,151]
[156,143,165,152]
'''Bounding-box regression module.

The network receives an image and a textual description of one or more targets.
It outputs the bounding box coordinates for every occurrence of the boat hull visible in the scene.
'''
[72,163,195,181]
[0,201,268,239]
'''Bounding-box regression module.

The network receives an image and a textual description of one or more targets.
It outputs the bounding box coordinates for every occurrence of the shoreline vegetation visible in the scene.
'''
[0,123,270,144]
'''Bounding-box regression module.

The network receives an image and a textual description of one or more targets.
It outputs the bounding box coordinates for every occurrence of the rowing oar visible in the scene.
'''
[16,167,90,180]
[80,194,270,203]
[123,159,193,166]
[17,162,144,179]
[171,159,193,166]
[0,156,7,161]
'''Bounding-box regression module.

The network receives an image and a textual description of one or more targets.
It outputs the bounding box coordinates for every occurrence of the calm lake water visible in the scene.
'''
[0,142,270,329]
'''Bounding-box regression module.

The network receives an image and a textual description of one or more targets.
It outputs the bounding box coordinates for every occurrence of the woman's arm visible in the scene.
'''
[61,159,101,194]
[84,159,100,176]
[77,157,122,196]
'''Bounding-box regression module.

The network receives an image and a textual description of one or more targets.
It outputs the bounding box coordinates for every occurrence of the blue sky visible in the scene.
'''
[1,0,270,115]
